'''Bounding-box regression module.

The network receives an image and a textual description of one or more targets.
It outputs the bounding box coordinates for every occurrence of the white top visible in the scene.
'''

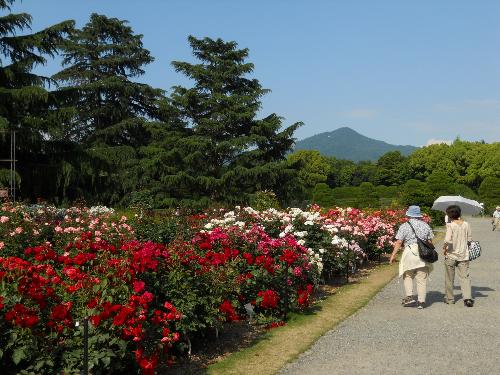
[493,210,500,218]
[445,221,472,261]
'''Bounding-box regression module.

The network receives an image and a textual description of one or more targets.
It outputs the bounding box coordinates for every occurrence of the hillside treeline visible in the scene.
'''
[291,142,499,213]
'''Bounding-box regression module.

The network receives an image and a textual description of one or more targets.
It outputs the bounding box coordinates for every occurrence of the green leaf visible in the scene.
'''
[13,347,27,365]
[102,356,111,367]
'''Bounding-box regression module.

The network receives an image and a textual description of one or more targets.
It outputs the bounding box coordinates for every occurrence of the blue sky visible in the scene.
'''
[10,0,500,146]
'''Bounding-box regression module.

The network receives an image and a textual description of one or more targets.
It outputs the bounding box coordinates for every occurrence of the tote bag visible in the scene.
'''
[468,241,481,261]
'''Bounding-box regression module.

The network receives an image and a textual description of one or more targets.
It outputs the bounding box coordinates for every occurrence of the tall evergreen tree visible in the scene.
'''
[0,0,73,198]
[52,13,164,204]
[158,36,301,206]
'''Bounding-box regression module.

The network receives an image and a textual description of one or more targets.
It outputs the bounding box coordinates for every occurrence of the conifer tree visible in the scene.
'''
[0,0,73,198]
[160,36,301,206]
[52,13,163,204]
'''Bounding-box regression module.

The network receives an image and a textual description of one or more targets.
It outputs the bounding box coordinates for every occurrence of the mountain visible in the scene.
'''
[294,127,418,161]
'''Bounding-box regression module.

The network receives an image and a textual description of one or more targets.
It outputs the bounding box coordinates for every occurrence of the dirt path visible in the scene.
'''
[280,217,500,375]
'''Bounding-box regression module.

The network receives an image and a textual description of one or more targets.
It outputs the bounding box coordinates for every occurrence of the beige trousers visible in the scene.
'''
[403,267,428,302]
[494,217,500,230]
[444,257,472,301]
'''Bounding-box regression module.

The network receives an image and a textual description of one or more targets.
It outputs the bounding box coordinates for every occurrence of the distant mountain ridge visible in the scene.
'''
[294,127,418,161]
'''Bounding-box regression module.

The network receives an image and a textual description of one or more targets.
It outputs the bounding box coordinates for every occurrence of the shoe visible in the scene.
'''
[444,298,455,304]
[417,301,426,309]
[464,299,474,307]
[402,296,416,306]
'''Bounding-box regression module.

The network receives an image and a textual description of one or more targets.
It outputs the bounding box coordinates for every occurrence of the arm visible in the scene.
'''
[389,240,403,264]
[443,224,452,255]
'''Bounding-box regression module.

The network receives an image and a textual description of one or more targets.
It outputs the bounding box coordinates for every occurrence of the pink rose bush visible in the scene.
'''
[199,205,406,278]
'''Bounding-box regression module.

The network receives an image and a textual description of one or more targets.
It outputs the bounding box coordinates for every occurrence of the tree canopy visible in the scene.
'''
[153,36,301,206]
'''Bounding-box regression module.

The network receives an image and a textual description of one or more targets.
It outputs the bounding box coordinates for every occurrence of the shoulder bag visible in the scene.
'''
[468,240,481,261]
[407,221,439,263]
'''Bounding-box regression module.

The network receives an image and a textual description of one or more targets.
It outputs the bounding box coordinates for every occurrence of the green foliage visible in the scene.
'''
[312,183,335,208]
[250,190,281,211]
[425,170,456,197]
[479,176,500,212]
[374,151,408,186]
[407,140,499,189]
[288,150,332,190]
[453,184,478,200]
[131,210,194,244]
[401,179,433,207]
[151,36,301,207]
[357,182,379,208]
[0,0,74,200]
[49,13,163,205]
[0,168,20,188]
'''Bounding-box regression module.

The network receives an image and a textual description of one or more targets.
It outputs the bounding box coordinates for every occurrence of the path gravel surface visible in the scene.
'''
[280,217,499,375]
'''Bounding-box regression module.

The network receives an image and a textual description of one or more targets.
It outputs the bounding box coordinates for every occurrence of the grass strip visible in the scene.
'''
[208,262,398,375]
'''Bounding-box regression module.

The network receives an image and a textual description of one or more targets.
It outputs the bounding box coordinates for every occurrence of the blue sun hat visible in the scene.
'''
[405,205,423,218]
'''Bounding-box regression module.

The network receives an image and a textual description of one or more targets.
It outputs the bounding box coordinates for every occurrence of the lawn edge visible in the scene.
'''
[207,261,398,375]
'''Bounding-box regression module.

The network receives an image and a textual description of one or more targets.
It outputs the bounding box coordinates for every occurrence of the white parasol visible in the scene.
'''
[432,195,484,215]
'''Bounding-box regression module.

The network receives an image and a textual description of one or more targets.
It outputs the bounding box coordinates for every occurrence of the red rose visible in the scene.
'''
[133,280,145,293]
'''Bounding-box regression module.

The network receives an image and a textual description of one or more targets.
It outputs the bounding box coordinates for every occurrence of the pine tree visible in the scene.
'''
[159,36,302,206]
[52,13,164,204]
[0,0,74,198]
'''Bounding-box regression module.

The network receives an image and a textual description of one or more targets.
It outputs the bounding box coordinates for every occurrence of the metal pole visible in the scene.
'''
[10,131,13,199]
[12,131,16,202]
[82,317,89,375]
[345,249,349,283]
[283,262,289,320]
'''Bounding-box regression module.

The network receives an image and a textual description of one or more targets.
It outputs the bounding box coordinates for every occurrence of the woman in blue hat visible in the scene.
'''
[389,205,434,309]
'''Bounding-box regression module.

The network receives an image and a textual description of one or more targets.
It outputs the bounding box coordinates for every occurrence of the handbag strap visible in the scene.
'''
[407,220,424,243]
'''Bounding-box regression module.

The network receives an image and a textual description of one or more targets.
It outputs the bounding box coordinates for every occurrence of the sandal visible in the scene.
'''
[402,296,416,306]
[464,299,474,307]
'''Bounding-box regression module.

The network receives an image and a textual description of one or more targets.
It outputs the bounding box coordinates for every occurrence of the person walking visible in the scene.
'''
[390,205,434,309]
[492,206,500,231]
[443,205,474,307]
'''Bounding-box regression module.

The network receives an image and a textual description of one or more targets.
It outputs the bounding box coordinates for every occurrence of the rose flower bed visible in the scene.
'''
[0,203,405,374]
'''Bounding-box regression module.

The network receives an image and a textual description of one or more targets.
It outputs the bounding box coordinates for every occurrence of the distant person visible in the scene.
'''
[492,206,500,231]
[443,205,473,307]
[444,214,452,225]
[390,205,434,309]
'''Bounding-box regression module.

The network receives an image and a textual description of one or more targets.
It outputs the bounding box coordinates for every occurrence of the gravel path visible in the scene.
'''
[280,217,500,375]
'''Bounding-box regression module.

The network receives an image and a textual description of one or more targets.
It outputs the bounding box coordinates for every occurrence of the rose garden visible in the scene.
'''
[0,203,408,374]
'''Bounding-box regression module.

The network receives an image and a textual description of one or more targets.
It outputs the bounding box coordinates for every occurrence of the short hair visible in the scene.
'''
[446,205,461,220]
